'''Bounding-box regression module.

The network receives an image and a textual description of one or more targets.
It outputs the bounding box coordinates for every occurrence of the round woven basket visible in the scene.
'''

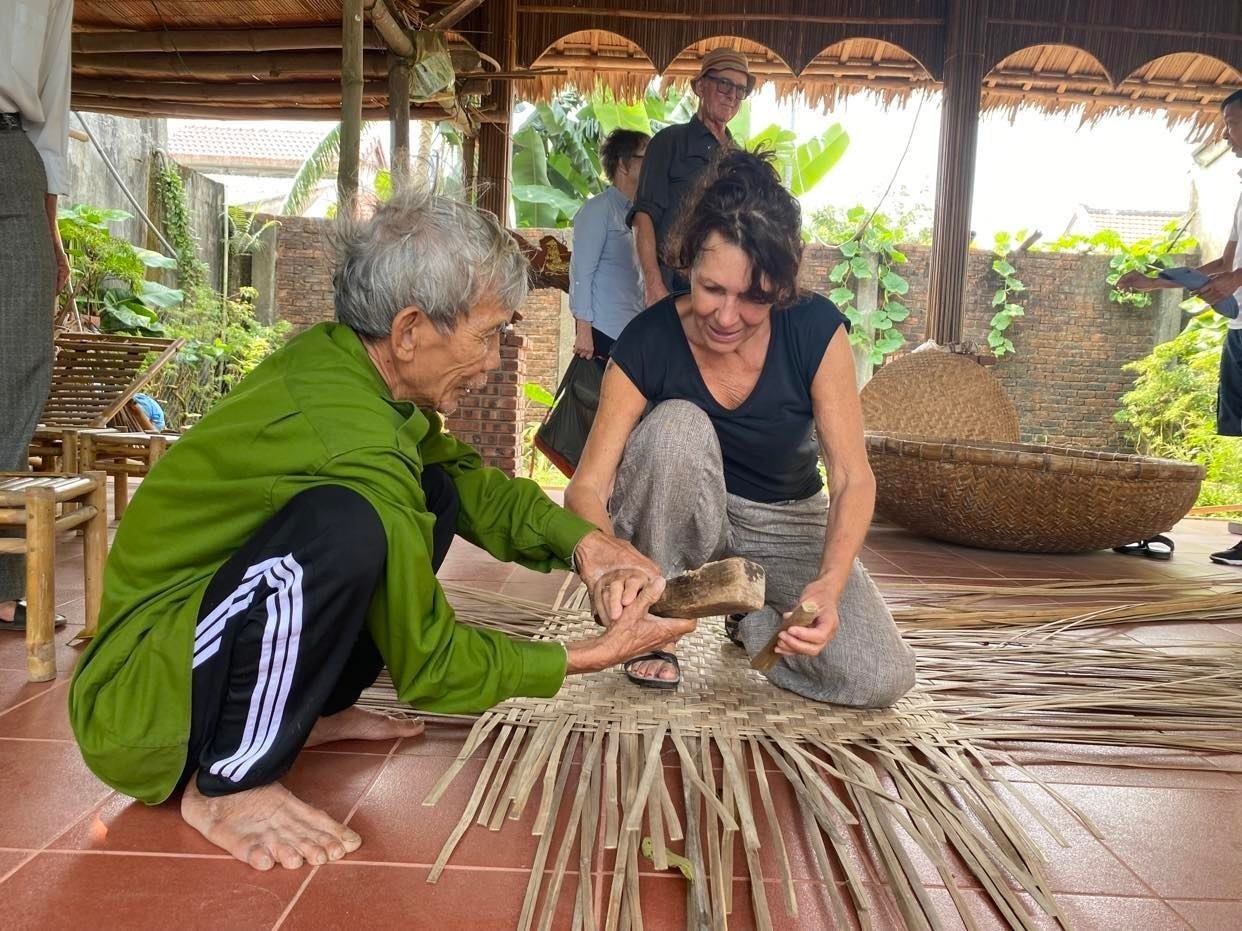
[861,350,1020,441]
[866,434,1205,553]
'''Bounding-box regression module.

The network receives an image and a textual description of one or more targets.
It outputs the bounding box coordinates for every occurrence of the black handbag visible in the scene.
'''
[534,355,604,478]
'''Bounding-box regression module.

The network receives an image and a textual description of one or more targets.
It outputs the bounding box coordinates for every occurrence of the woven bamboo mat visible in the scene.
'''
[357,580,1242,931]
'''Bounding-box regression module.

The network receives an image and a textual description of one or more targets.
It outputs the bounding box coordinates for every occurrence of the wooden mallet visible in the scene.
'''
[648,556,766,619]
[750,601,820,672]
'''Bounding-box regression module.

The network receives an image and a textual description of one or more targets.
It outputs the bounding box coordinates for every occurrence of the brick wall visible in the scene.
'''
[796,243,1174,451]
[261,214,337,330]
[265,215,1176,464]
[262,214,537,474]
[443,331,526,475]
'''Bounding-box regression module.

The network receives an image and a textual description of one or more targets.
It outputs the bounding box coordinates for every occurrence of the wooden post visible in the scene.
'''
[339,0,365,215]
[82,472,107,641]
[389,51,411,191]
[925,0,988,345]
[462,134,478,201]
[476,0,517,221]
[25,486,56,682]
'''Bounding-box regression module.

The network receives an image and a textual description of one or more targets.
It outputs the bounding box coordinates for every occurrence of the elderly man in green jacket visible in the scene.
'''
[69,189,692,872]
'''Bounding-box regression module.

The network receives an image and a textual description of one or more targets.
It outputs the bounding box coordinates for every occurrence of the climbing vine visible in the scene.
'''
[1038,221,1199,309]
[823,207,912,366]
[987,230,1027,358]
[153,152,207,292]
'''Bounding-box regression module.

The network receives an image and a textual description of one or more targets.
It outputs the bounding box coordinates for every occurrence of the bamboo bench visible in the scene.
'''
[0,473,107,682]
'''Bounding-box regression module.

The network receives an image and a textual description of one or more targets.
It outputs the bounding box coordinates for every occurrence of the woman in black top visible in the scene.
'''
[565,150,915,705]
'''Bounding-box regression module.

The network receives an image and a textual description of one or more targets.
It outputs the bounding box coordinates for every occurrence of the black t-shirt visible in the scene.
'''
[610,291,849,503]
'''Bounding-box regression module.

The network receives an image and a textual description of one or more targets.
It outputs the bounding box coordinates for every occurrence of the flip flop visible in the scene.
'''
[623,650,681,690]
[0,600,68,632]
[1112,534,1174,561]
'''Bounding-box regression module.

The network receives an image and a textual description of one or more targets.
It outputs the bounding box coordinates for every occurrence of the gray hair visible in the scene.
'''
[332,188,529,338]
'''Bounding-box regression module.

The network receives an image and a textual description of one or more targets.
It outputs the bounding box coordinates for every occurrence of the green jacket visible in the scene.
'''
[69,323,594,804]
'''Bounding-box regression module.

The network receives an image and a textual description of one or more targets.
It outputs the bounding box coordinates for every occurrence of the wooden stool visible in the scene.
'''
[29,426,116,473]
[78,431,175,520]
[0,473,107,682]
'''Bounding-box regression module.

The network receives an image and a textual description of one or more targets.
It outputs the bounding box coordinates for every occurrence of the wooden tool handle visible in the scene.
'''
[750,601,820,673]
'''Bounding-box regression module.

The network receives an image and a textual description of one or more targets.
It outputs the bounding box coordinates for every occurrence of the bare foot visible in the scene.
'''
[181,778,362,870]
[627,655,679,682]
[305,706,424,748]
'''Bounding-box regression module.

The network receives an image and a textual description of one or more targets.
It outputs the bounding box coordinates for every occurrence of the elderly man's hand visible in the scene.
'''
[565,583,695,675]
[1195,270,1242,308]
[572,530,665,624]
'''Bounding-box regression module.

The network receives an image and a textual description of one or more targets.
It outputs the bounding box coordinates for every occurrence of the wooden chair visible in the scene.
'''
[78,430,177,520]
[40,332,183,430]
[0,473,107,681]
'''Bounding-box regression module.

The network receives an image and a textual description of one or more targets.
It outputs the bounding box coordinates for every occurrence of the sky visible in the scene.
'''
[740,86,1202,244]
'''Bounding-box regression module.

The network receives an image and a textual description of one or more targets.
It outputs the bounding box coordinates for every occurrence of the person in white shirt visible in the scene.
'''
[569,129,649,365]
[1119,88,1242,566]
[0,0,73,629]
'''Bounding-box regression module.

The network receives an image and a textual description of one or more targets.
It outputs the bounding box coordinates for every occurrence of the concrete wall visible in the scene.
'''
[67,112,225,293]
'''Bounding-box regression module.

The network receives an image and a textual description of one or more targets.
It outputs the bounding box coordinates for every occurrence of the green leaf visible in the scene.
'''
[828,287,854,305]
[828,260,852,283]
[990,311,1012,329]
[992,289,1007,306]
[839,240,860,258]
[789,124,849,197]
[135,280,185,309]
[522,381,556,407]
[887,248,907,264]
[134,247,178,269]
[511,184,581,217]
[875,333,904,354]
[1006,277,1026,292]
[883,300,910,322]
[993,259,1015,277]
[849,256,872,279]
[100,303,167,337]
[590,88,651,136]
[880,270,909,294]
[1004,304,1025,316]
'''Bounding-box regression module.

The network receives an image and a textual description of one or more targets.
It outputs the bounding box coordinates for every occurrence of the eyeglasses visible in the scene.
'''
[702,72,751,100]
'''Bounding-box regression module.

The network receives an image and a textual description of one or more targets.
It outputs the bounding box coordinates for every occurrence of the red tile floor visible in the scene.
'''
[2,484,1241,930]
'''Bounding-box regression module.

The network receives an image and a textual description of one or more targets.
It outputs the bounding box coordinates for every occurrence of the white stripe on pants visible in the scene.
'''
[192,553,306,783]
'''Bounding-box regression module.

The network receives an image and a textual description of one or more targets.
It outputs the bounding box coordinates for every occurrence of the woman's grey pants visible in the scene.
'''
[0,132,56,603]
[611,401,916,708]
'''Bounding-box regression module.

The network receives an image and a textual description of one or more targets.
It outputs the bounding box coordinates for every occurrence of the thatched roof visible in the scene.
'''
[69,1,1241,128]
[525,32,1241,136]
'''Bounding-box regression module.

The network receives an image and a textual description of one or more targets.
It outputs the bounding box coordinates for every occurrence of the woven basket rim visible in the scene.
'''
[865,432,1205,482]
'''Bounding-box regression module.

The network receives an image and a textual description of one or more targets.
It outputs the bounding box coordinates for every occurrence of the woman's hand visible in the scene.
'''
[573,530,665,623]
[573,319,596,359]
[774,576,842,657]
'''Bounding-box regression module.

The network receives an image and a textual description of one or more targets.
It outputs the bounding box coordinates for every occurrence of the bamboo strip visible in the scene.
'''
[538,729,604,931]
[519,731,582,931]
[423,715,500,806]
[749,739,797,919]
[534,716,579,834]
[428,723,513,882]
[669,729,738,831]
[701,738,728,930]
[678,734,714,930]
[604,727,621,849]
[479,722,527,827]
[512,716,575,821]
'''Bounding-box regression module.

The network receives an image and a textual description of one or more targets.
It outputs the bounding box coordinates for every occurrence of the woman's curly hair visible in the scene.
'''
[663,147,803,309]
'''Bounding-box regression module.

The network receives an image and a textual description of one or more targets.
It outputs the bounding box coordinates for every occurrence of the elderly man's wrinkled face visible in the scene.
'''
[399,295,513,415]
[696,68,749,125]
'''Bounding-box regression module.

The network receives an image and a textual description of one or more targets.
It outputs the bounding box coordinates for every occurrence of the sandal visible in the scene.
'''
[623,650,681,690]
[0,600,68,632]
[1112,534,1174,561]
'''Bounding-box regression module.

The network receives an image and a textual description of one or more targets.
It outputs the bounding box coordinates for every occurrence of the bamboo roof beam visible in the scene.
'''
[340,0,365,214]
[72,51,391,81]
[364,0,415,57]
[72,27,387,54]
[72,77,391,103]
